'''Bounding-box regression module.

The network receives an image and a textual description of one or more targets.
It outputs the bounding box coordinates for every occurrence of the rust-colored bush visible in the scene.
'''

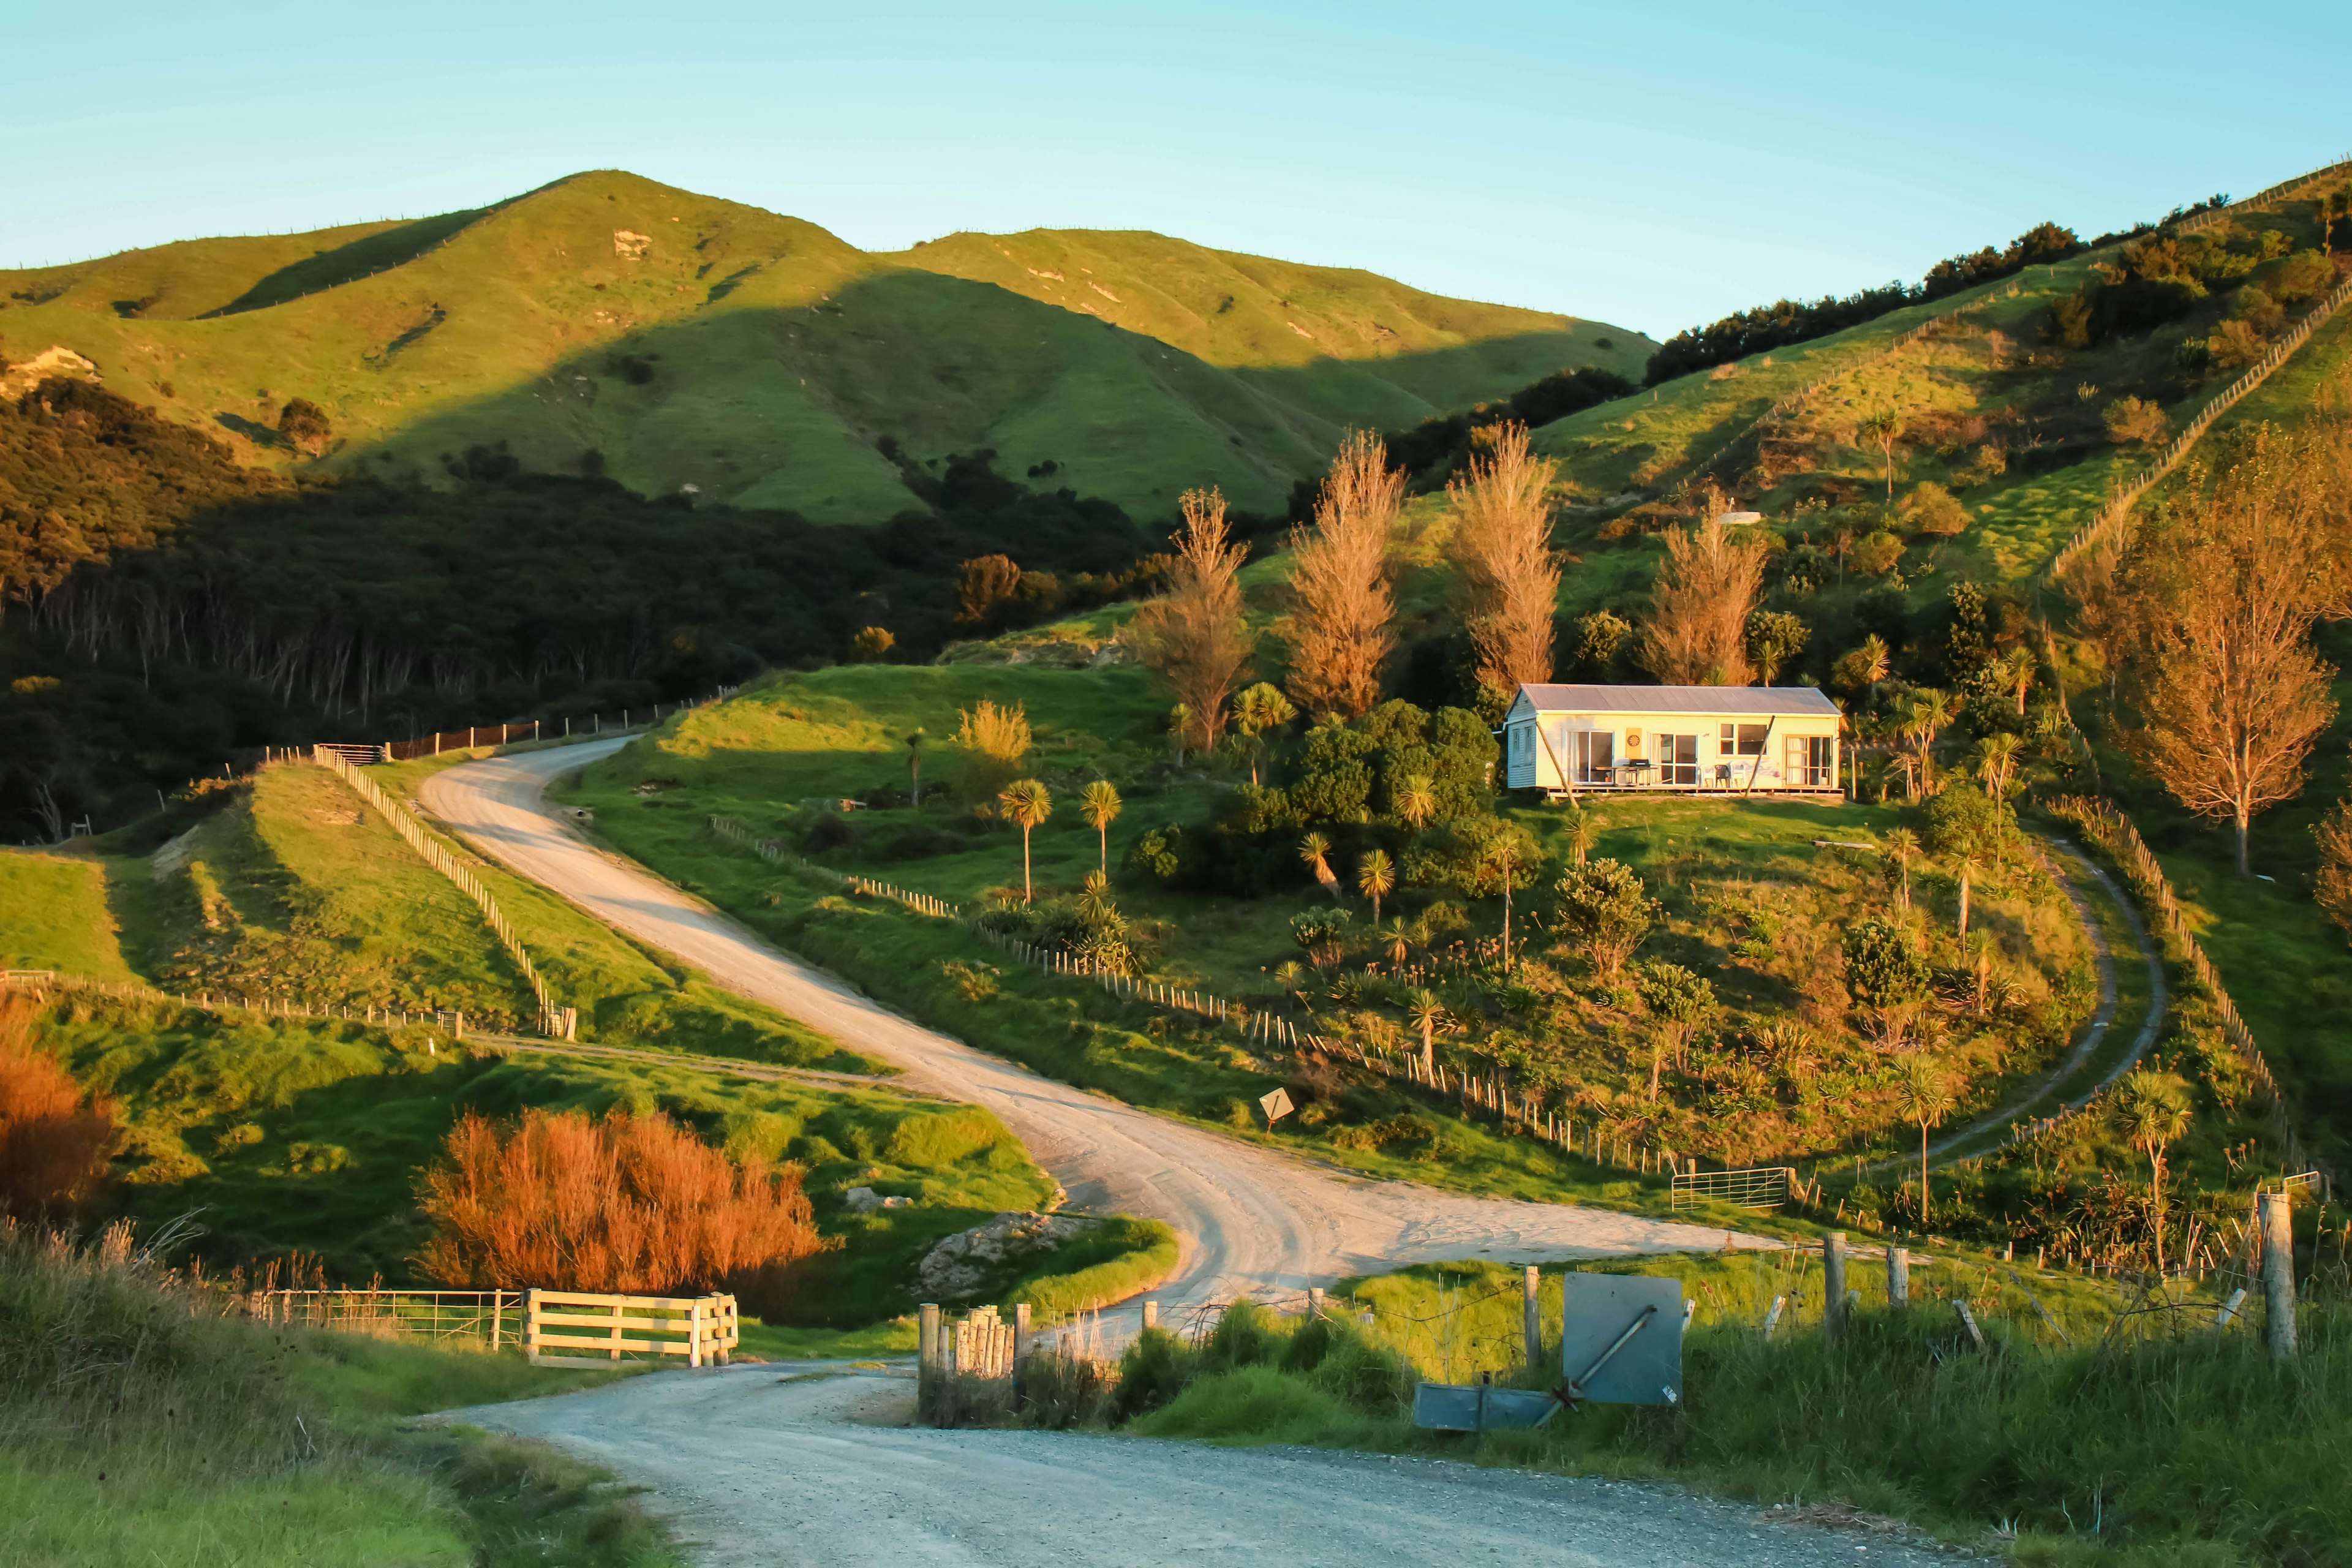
[417,1107,824,1298]
[0,995,115,1219]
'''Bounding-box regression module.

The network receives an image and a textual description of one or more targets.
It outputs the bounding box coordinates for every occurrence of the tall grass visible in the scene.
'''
[419,1106,823,1305]
[0,1216,677,1567]
[1117,1256,2352,1562]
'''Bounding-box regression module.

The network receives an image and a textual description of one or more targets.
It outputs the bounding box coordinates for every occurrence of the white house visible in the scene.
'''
[1501,684,1845,798]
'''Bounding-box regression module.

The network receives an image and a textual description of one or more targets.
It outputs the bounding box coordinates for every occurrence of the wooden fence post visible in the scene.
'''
[1523,1265,1542,1373]
[1823,1231,1847,1341]
[1887,1246,1910,1310]
[690,1297,706,1368]
[1012,1302,1031,1404]
[2261,1191,2298,1360]
[1142,1300,1159,1332]
[919,1302,940,1377]
[524,1287,541,1364]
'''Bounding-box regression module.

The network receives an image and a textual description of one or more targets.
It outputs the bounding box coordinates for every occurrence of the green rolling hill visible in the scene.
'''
[0,170,1649,524]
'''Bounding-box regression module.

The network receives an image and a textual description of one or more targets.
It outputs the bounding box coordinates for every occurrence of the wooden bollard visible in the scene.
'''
[1306,1287,1324,1321]
[1142,1300,1159,1333]
[1887,1246,1910,1310]
[1523,1265,1542,1373]
[919,1303,941,1376]
[2261,1191,2297,1360]
[1012,1303,1031,1403]
[1823,1232,1847,1341]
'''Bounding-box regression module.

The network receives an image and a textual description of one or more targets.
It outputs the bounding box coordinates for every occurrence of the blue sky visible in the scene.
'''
[2,1,2342,339]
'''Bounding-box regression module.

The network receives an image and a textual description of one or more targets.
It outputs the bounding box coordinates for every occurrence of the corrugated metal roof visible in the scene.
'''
[1513,683,1842,717]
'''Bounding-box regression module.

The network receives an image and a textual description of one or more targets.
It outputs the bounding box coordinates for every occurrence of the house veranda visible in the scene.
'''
[1501,684,1845,799]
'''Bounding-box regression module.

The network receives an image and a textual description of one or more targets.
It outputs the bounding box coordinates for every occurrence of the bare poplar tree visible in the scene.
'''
[1128,487,1253,753]
[1285,431,1403,718]
[2122,430,2351,873]
[1637,515,1766,685]
[1447,421,1560,704]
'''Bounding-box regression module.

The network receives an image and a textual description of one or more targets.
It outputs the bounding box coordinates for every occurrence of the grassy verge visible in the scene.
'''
[0,851,139,979]
[1,1219,677,1568]
[1107,1253,2352,1564]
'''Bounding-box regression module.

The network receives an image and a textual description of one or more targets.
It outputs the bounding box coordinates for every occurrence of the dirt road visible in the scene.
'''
[451,1364,1958,1567]
[421,743,1763,1313]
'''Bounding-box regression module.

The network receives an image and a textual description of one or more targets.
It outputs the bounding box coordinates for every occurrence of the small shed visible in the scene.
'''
[1502,684,1844,798]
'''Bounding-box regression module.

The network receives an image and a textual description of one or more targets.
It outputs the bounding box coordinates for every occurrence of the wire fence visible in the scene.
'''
[1,966,472,1038]
[2044,794,2302,1169]
[2042,270,2352,586]
[311,748,567,1036]
[707,815,1727,1189]
[247,1287,521,1346]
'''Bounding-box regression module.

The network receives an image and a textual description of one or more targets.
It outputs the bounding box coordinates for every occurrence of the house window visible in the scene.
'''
[1659,733,1700,786]
[1575,730,1614,783]
[1787,734,1834,788]
[1719,722,1768,756]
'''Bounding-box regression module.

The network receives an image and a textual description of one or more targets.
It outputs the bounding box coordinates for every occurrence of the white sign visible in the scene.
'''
[1259,1088,1294,1127]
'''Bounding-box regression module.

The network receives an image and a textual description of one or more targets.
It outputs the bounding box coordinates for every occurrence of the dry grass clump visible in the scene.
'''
[418,1107,824,1300]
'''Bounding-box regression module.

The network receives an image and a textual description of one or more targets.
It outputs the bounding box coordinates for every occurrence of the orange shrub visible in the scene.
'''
[0,995,115,1219]
[417,1107,824,1298]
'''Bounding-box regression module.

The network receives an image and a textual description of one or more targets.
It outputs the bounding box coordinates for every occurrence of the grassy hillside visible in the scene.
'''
[557,665,2156,1231]
[2,1220,679,1568]
[2,750,1172,1324]
[0,170,1649,524]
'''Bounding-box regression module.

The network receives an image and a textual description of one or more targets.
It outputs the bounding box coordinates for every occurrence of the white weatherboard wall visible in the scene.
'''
[1503,684,1842,794]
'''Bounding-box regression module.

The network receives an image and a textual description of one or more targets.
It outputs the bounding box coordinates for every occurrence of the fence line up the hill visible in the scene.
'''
[706,815,1706,1180]
[2167,154,2352,239]
[2041,270,2352,586]
[2044,795,2304,1170]
[0,968,470,1035]
[313,748,567,1037]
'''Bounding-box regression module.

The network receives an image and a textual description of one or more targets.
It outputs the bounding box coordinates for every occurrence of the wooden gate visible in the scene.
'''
[524,1289,739,1368]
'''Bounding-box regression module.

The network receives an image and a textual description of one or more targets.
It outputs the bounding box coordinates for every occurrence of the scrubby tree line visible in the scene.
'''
[1645,222,2084,384]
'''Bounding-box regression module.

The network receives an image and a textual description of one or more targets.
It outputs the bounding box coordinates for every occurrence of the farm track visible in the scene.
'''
[445,1363,1961,1568]
[420,741,1770,1321]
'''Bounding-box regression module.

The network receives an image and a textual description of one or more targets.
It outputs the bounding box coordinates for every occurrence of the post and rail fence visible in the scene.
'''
[523,1288,738,1368]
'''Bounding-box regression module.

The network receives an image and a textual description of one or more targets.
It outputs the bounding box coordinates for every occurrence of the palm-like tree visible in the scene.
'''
[1892,1055,1955,1224]
[1883,827,1920,913]
[1232,682,1298,786]
[1954,853,1981,939]
[1974,732,2023,803]
[1900,690,1954,795]
[1394,772,1437,832]
[1999,646,2037,715]
[2113,1070,2192,1275]
[1859,408,1905,502]
[1565,805,1601,867]
[1381,916,1414,971]
[998,778,1053,903]
[1406,988,1452,1077]
[1357,849,1396,925]
[1300,832,1341,899]
[1080,780,1123,878]
[1471,835,1534,974]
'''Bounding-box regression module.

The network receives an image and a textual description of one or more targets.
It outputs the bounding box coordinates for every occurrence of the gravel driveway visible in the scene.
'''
[449,1363,1966,1567]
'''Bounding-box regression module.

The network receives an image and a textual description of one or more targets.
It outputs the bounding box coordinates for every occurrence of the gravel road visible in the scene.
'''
[420,742,1766,1314]
[448,1363,1962,1567]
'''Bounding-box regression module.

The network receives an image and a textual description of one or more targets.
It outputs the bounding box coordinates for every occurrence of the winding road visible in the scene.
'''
[420,741,1763,1316]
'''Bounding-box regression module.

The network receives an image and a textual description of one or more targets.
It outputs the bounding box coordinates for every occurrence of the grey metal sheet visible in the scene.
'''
[1411,1382,1561,1431]
[1559,1273,1684,1406]
[1517,683,1842,718]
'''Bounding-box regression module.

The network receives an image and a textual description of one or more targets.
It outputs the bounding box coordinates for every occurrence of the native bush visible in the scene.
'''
[417,1107,824,1301]
[1550,858,1658,979]
[0,997,114,1221]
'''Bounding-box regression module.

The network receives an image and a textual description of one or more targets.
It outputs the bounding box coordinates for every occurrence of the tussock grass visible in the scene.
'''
[0,1218,678,1567]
